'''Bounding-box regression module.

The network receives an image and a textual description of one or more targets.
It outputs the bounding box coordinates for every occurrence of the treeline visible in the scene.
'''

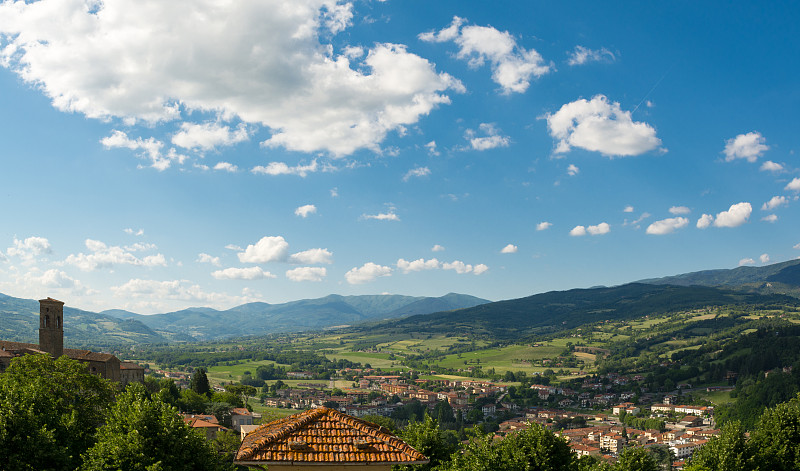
[145,346,360,372]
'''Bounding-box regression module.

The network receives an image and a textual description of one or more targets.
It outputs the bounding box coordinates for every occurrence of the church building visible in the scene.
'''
[0,297,144,385]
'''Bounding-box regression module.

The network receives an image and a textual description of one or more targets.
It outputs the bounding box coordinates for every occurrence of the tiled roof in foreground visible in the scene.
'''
[235,407,428,465]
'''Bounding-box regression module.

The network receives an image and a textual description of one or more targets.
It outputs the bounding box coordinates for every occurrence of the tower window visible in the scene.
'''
[44,315,50,327]
[56,317,61,328]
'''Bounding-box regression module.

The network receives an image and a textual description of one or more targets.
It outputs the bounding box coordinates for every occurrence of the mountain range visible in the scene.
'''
[0,292,489,345]
[2,258,799,347]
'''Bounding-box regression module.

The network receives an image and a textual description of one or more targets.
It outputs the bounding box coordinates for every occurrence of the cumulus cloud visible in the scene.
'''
[567,45,615,66]
[473,264,489,275]
[100,130,187,171]
[64,239,166,271]
[432,244,445,252]
[403,167,431,181]
[237,236,289,263]
[646,217,689,235]
[197,253,221,267]
[211,267,276,280]
[124,228,144,236]
[500,244,518,254]
[760,160,784,172]
[295,204,317,218]
[440,260,489,275]
[713,202,752,228]
[723,131,768,162]
[7,236,52,262]
[669,206,691,215]
[464,123,510,151]
[762,214,778,223]
[570,226,587,237]
[762,196,788,211]
[252,160,319,177]
[1,1,463,157]
[587,222,611,235]
[760,253,770,264]
[419,16,550,94]
[623,206,634,213]
[111,278,236,305]
[425,141,440,156]
[567,164,579,176]
[289,248,333,265]
[536,222,552,231]
[286,266,327,282]
[362,207,400,221]
[345,262,392,284]
[785,178,800,192]
[739,258,755,266]
[696,214,714,229]
[213,162,238,172]
[544,95,662,157]
[396,258,440,273]
[172,122,248,151]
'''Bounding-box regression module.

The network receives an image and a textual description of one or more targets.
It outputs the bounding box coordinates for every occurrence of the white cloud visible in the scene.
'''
[713,202,752,228]
[570,225,587,237]
[500,244,518,254]
[466,123,510,151]
[442,260,472,274]
[172,122,248,151]
[124,228,144,236]
[794,243,800,250]
[403,167,431,181]
[197,253,221,267]
[286,266,327,282]
[762,196,788,211]
[225,244,243,251]
[431,244,445,252]
[295,204,318,218]
[7,236,52,262]
[785,178,800,192]
[567,46,615,66]
[362,207,400,221]
[213,162,238,172]
[760,160,784,172]
[723,131,768,162]
[760,253,770,264]
[567,164,579,176]
[473,264,489,275]
[623,206,634,213]
[211,266,276,280]
[587,222,610,235]
[544,95,662,157]
[419,16,551,94]
[697,214,714,229]
[762,214,778,223]
[1,1,462,157]
[536,222,552,231]
[330,187,339,198]
[289,248,333,265]
[64,239,166,271]
[739,258,755,266]
[396,258,440,273]
[111,278,236,305]
[100,130,187,171]
[252,160,319,177]
[425,141,440,156]
[669,206,691,215]
[237,236,289,263]
[646,217,689,235]
[345,262,392,284]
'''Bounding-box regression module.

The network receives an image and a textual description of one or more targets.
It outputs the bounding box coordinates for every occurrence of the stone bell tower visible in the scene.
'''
[39,297,64,358]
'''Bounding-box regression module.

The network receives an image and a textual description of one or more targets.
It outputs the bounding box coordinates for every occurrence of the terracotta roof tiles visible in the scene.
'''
[235,407,428,465]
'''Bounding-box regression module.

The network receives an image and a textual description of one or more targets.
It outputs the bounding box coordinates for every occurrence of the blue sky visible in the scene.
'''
[1,1,798,314]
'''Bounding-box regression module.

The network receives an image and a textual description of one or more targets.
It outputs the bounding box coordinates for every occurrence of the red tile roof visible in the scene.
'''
[235,407,428,465]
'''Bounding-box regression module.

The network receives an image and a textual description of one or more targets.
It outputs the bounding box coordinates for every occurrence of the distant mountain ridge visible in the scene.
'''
[638,259,800,297]
[0,292,489,345]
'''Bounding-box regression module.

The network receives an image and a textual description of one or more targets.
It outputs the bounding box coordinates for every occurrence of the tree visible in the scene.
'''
[225,384,257,408]
[190,367,211,396]
[394,415,458,471]
[80,383,227,471]
[0,354,114,471]
[443,423,575,471]
[613,447,659,471]
[749,392,800,471]
[687,421,751,471]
